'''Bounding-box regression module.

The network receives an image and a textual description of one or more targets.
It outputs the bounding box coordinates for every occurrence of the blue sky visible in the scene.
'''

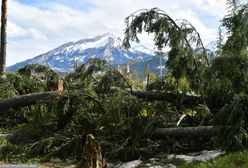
[7,0,228,66]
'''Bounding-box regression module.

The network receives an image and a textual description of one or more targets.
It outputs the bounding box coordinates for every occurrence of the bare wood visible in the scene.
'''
[79,134,106,168]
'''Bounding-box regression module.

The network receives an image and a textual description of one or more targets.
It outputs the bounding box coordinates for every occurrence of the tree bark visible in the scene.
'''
[0,89,200,110]
[125,88,201,106]
[0,91,60,111]
[0,0,7,73]
[153,126,220,138]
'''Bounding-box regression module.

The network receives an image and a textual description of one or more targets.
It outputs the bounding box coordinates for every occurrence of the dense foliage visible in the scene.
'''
[0,60,181,163]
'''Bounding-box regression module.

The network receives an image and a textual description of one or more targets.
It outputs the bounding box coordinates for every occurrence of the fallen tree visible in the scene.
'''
[3,126,220,140]
[125,88,201,106]
[152,126,220,138]
[0,89,201,111]
[0,91,60,111]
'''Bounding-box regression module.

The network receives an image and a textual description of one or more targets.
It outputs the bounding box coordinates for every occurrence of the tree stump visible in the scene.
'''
[79,134,106,168]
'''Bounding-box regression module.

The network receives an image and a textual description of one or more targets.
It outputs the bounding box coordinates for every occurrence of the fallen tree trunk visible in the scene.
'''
[0,89,200,110]
[3,126,220,140]
[125,88,201,106]
[153,126,220,138]
[0,91,60,111]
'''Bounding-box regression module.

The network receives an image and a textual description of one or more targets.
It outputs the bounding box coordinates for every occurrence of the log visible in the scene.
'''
[0,89,201,110]
[126,88,201,106]
[0,91,60,111]
[153,126,220,138]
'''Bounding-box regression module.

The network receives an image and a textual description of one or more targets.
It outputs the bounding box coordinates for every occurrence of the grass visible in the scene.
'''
[178,151,248,168]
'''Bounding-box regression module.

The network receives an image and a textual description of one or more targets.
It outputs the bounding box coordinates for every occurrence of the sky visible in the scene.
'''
[6,0,228,66]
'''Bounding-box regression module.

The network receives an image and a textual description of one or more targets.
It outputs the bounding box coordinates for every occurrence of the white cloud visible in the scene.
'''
[8,21,28,38]
[174,9,217,44]
[6,0,228,66]
[8,22,47,40]
[190,0,227,17]
[28,28,47,40]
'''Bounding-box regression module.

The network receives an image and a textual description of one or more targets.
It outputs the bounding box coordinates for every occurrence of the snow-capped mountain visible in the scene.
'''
[7,33,155,72]
[205,41,218,53]
[205,41,220,60]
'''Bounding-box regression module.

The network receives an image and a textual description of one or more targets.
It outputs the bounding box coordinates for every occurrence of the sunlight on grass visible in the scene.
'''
[178,151,248,168]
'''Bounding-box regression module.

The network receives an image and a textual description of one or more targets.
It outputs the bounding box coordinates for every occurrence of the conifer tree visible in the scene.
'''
[142,63,149,81]
[222,0,248,56]
[216,26,224,57]
[122,8,209,90]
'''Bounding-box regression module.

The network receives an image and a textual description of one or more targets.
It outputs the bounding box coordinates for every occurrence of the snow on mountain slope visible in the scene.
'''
[205,41,218,53]
[130,45,155,55]
[7,33,155,72]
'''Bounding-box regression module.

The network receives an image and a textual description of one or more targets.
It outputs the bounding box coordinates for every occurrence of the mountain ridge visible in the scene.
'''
[7,33,156,72]
[7,33,216,76]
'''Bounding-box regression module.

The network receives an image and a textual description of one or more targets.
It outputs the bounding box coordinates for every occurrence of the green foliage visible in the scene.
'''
[17,64,61,92]
[0,76,16,98]
[222,1,248,56]
[0,142,27,163]
[200,0,248,150]
[147,79,177,95]
[123,8,209,90]
[201,56,248,109]
[215,26,224,57]
[214,94,248,151]
[201,55,248,150]
[0,59,174,163]
[178,151,248,168]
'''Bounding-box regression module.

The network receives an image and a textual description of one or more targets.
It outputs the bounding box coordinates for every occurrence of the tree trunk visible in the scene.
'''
[153,126,220,138]
[125,88,201,106]
[0,91,60,111]
[79,134,106,168]
[0,0,7,73]
[0,89,200,111]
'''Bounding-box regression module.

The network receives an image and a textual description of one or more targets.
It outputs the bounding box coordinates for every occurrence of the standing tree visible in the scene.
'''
[222,0,248,56]
[142,63,149,81]
[201,0,248,151]
[215,26,224,57]
[122,8,209,91]
[0,0,7,74]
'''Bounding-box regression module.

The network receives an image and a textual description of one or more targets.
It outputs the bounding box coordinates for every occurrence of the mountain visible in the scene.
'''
[7,33,217,76]
[7,33,155,72]
[205,41,219,60]
[205,41,218,52]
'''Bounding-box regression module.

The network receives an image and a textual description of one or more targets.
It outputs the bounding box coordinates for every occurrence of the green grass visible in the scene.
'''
[178,151,248,168]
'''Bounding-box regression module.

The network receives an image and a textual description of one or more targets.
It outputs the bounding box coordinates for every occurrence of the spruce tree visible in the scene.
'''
[122,8,209,90]
[222,0,248,56]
